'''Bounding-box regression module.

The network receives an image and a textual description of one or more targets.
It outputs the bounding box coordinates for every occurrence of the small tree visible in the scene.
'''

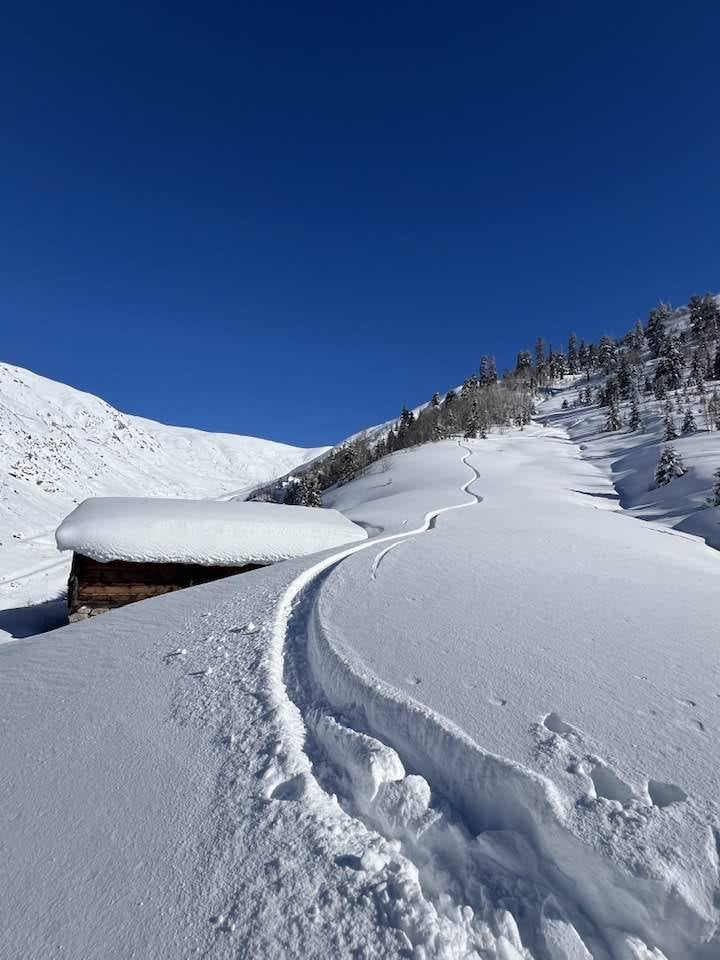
[710,468,720,506]
[629,391,641,431]
[655,445,688,486]
[464,400,479,439]
[664,402,678,441]
[681,406,698,435]
[605,395,622,431]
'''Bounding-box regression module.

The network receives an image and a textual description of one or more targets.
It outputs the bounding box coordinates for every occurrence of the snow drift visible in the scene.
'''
[55,497,367,565]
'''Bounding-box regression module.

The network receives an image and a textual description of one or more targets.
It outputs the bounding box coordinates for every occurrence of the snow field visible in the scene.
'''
[2,432,719,958]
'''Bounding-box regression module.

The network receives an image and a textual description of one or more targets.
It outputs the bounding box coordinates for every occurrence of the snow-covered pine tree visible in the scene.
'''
[629,390,641,431]
[431,392,441,407]
[690,350,706,390]
[654,376,667,401]
[681,406,698,435]
[647,303,671,358]
[713,349,720,381]
[632,318,645,351]
[655,445,688,485]
[464,400,479,439]
[711,468,720,506]
[479,355,497,386]
[598,335,616,372]
[605,395,622,431]
[664,402,678,441]
[709,390,720,431]
[567,333,579,374]
[655,335,684,390]
[515,351,532,375]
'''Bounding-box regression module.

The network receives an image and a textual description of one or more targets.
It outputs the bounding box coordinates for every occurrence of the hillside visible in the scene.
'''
[2,431,719,959]
[0,362,327,637]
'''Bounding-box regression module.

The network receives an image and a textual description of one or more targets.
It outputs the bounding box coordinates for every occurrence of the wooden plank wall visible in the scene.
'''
[68,553,263,615]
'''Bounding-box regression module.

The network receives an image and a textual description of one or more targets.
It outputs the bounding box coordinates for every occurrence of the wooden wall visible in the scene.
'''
[68,553,263,618]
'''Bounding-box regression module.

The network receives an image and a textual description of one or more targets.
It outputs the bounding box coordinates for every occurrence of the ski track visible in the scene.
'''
[263,438,713,959]
[369,444,482,581]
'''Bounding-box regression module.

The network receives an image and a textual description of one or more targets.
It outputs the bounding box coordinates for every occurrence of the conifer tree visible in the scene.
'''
[647,303,671,358]
[655,445,688,485]
[690,350,706,390]
[709,391,720,431]
[710,468,720,507]
[515,351,532,375]
[632,318,645,351]
[431,392,441,407]
[681,406,698,435]
[629,390,641,431]
[605,395,622,431]
[680,407,697,437]
[664,402,678,441]
[655,335,684,390]
[464,400,479,439]
[567,333,579,374]
[713,350,720,381]
[598,335,616,372]
[479,355,497,386]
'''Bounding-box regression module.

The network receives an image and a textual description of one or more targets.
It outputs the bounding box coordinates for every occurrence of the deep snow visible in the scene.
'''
[56,497,366,565]
[2,429,718,959]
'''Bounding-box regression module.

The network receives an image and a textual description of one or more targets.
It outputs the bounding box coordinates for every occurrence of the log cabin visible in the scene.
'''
[55,496,367,622]
[66,553,264,621]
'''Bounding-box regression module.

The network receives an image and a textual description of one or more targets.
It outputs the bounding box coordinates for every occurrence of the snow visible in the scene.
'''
[0,362,327,639]
[55,496,367,565]
[3,427,719,958]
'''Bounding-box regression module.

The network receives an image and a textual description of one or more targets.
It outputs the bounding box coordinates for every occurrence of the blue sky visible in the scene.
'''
[2,2,719,446]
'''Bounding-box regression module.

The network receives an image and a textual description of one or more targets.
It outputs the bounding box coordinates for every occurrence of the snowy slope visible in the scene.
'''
[538,379,720,551]
[2,430,718,959]
[0,362,327,637]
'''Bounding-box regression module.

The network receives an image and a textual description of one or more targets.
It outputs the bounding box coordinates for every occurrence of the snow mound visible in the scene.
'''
[55,497,367,565]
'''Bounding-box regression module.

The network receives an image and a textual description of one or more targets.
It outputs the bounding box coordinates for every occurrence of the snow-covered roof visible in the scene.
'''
[55,497,367,566]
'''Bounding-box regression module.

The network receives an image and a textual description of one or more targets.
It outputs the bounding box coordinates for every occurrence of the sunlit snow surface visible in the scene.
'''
[2,430,718,958]
[55,497,366,565]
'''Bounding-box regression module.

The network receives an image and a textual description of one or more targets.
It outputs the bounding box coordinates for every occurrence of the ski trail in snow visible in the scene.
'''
[267,442,483,760]
[370,540,403,580]
[369,442,482,580]
[266,439,711,958]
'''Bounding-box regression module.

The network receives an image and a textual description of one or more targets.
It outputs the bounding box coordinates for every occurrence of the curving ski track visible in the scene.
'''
[265,442,704,958]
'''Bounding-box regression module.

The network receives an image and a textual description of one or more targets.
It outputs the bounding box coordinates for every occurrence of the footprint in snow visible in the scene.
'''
[269,774,307,802]
[543,712,582,739]
[647,779,687,807]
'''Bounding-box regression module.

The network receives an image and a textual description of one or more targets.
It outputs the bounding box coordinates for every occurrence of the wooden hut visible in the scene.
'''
[55,496,367,622]
[67,553,263,621]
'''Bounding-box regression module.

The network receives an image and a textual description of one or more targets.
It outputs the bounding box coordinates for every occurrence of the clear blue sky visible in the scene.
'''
[2,3,719,446]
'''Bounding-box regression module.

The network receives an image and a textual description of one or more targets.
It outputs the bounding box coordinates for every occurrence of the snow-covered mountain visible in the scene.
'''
[0,362,327,629]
